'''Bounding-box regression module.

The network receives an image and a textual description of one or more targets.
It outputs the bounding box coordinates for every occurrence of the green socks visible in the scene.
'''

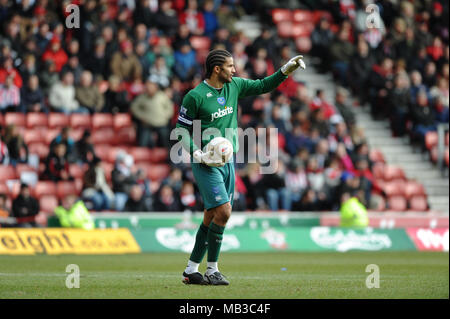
[189,222,209,263]
[207,222,225,262]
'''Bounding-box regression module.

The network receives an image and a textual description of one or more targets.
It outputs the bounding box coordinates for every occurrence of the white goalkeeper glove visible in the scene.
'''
[281,55,306,75]
[193,149,224,167]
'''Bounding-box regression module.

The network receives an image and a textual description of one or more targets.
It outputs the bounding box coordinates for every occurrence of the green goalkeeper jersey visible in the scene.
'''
[176,69,288,155]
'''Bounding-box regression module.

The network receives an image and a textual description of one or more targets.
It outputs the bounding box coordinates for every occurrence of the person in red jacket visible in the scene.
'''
[0,56,22,88]
[42,37,68,72]
[178,0,205,35]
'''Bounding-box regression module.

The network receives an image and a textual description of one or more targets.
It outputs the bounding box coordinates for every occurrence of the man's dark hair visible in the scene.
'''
[205,49,232,78]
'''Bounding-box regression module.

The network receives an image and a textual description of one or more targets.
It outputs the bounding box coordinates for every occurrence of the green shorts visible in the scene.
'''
[191,161,235,211]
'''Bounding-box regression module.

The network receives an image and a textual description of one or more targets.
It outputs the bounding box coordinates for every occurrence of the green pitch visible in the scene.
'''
[0,252,448,299]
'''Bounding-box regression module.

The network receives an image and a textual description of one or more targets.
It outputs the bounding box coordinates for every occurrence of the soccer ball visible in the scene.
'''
[207,137,233,164]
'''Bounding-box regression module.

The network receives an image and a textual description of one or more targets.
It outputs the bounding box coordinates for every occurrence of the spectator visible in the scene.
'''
[0,74,20,112]
[155,0,180,38]
[11,183,39,228]
[41,37,68,72]
[111,152,138,211]
[179,181,202,212]
[84,38,109,80]
[311,18,334,72]
[410,89,437,147]
[153,184,182,212]
[20,74,45,113]
[38,60,59,96]
[49,71,88,114]
[173,43,199,82]
[61,54,84,85]
[0,193,10,219]
[49,127,75,160]
[148,54,171,88]
[3,124,28,164]
[75,70,105,113]
[0,56,22,88]
[179,0,205,36]
[202,0,219,38]
[367,57,395,119]
[334,87,356,129]
[388,72,411,136]
[260,161,291,211]
[18,54,37,85]
[82,157,115,211]
[124,184,150,212]
[285,158,308,206]
[348,39,374,104]
[73,130,96,165]
[110,39,142,83]
[161,167,183,194]
[131,79,174,148]
[0,134,9,164]
[310,89,336,120]
[43,142,73,182]
[329,27,354,86]
[104,75,129,113]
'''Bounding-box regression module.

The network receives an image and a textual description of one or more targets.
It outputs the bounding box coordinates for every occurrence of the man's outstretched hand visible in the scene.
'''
[281,55,306,75]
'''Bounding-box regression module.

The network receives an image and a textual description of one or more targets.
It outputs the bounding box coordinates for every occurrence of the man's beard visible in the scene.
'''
[219,73,232,83]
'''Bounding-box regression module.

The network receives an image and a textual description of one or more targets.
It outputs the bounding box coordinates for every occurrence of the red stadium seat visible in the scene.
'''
[190,36,211,51]
[404,181,426,199]
[0,114,4,126]
[107,147,129,164]
[150,147,169,163]
[425,131,438,150]
[32,181,57,198]
[0,183,9,195]
[91,128,115,144]
[23,129,46,144]
[387,196,407,212]
[372,162,385,180]
[113,113,133,130]
[56,181,80,199]
[0,166,17,182]
[39,195,59,214]
[70,114,92,130]
[48,113,70,129]
[146,164,171,181]
[114,127,136,145]
[69,128,84,141]
[94,144,113,162]
[383,179,406,197]
[271,8,292,24]
[129,147,153,163]
[26,113,48,128]
[92,113,114,130]
[292,10,314,23]
[295,36,312,53]
[5,113,26,127]
[15,164,37,175]
[313,10,334,24]
[28,142,49,160]
[277,21,293,38]
[383,165,406,181]
[45,129,60,145]
[69,164,88,179]
[291,22,315,38]
[408,195,428,211]
[369,149,385,164]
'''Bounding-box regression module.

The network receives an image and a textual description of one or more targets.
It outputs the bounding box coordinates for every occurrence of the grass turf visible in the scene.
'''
[0,252,448,299]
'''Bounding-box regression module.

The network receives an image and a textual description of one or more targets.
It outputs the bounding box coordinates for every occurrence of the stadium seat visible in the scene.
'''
[107,147,129,163]
[94,144,113,162]
[92,113,114,130]
[69,128,84,141]
[48,113,70,129]
[26,113,48,128]
[369,149,385,164]
[277,21,293,38]
[430,146,438,163]
[425,131,438,150]
[91,128,115,144]
[146,164,171,181]
[383,165,406,181]
[39,195,59,214]
[69,164,88,179]
[32,181,57,198]
[56,181,80,199]
[70,114,92,130]
[5,113,26,127]
[113,113,133,130]
[293,10,314,23]
[387,195,407,212]
[313,10,334,24]
[190,36,211,51]
[28,142,49,160]
[23,129,46,144]
[408,195,428,211]
[0,183,9,195]
[129,147,153,163]
[114,127,136,145]
[383,179,406,197]
[196,49,210,65]
[404,181,426,199]
[45,129,60,145]
[294,36,312,53]
[0,113,4,126]
[271,8,292,24]
[0,165,17,181]
[291,22,315,38]
[15,164,37,175]
[150,147,169,163]
[372,162,385,180]
[373,195,386,211]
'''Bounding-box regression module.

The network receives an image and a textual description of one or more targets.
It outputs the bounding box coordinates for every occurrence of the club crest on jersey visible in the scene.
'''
[210,106,233,121]
[217,97,226,105]
[180,106,187,114]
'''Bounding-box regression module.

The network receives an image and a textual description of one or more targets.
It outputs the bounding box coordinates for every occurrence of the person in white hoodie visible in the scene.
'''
[49,71,88,114]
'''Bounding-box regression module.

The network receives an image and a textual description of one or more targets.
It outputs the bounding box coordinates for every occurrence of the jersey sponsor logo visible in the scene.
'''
[210,106,233,122]
[217,97,226,105]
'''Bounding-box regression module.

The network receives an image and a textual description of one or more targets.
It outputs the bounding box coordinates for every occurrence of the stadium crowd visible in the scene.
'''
[0,0,448,225]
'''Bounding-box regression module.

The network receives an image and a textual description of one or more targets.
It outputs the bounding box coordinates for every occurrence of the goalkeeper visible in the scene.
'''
[176,49,305,285]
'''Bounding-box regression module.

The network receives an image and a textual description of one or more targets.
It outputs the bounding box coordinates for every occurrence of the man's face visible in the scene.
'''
[217,57,235,83]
